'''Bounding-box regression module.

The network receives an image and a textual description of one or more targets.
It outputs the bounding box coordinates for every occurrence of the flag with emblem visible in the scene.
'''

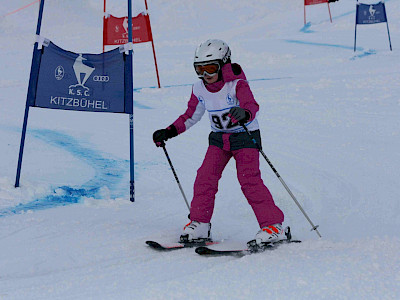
[30,40,132,114]
[354,1,392,51]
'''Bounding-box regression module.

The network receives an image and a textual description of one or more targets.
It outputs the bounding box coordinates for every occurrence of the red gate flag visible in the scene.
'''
[103,12,152,46]
[103,8,161,88]
[305,0,328,6]
[304,0,332,25]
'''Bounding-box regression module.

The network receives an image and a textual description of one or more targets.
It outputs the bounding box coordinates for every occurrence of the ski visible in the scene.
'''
[195,238,301,257]
[146,239,219,252]
[195,226,301,257]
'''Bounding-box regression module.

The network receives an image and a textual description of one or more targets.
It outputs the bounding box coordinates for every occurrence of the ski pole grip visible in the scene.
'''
[156,140,165,147]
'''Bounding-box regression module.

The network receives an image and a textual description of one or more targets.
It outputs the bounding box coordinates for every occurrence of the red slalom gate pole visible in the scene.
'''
[103,0,106,53]
[144,0,161,88]
[327,2,332,23]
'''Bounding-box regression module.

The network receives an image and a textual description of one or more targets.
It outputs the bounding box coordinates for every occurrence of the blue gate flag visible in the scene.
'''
[354,1,392,51]
[29,39,133,114]
[356,2,387,25]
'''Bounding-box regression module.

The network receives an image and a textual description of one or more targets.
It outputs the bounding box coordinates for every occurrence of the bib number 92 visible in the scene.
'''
[211,112,238,130]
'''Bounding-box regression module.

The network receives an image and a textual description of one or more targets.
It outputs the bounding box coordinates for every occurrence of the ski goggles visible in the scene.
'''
[194,61,221,77]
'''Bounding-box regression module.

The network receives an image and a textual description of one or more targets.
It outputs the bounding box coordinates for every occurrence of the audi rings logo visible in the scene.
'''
[93,75,110,82]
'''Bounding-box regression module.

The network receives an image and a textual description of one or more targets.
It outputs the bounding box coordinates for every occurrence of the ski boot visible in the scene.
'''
[247,223,284,252]
[180,221,212,243]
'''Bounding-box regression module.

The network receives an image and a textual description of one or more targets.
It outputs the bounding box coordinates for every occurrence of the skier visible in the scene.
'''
[153,39,285,246]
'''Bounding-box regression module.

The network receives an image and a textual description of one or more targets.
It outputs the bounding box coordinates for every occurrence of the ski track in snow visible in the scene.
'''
[0,128,130,217]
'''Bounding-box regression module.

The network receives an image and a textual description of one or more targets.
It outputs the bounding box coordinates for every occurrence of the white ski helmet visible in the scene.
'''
[194,39,231,65]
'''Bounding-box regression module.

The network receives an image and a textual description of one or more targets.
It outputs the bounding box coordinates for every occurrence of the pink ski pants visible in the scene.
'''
[190,145,284,228]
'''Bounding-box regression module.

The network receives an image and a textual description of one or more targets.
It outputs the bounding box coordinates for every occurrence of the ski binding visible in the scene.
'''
[195,226,301,257]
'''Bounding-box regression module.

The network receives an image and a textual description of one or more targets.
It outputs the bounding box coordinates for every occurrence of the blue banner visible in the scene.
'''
[32,41,132,114]
[16,1,135,201]
[356,2,387,25]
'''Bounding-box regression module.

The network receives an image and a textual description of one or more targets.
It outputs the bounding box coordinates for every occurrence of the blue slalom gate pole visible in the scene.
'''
[382,2,392,51]
[128,0,135,201]
[15,0,45,187]
[354,24,357,52]
[354,1,358,52]
[386,22,392,51]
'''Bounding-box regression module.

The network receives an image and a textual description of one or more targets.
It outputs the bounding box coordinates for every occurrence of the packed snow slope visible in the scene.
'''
[1,0,399,299]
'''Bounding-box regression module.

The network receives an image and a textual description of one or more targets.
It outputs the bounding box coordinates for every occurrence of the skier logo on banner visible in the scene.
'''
[122,17,128,35]
[369,5,376,18]
[354,1,392,51]
[72,54,95,89]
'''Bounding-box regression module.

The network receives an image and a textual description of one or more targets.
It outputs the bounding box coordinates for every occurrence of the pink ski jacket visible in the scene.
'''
[172,63,259,135]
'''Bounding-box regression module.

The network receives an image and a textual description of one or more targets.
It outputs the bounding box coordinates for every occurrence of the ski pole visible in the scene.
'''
[161,142,190,211]
[242,124,322,238]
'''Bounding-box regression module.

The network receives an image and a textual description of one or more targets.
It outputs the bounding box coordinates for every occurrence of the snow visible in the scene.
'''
[1,0,400,298]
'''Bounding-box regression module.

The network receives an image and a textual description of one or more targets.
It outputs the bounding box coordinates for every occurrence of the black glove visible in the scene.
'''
[153,125,178,147]
[228,107,250,125]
